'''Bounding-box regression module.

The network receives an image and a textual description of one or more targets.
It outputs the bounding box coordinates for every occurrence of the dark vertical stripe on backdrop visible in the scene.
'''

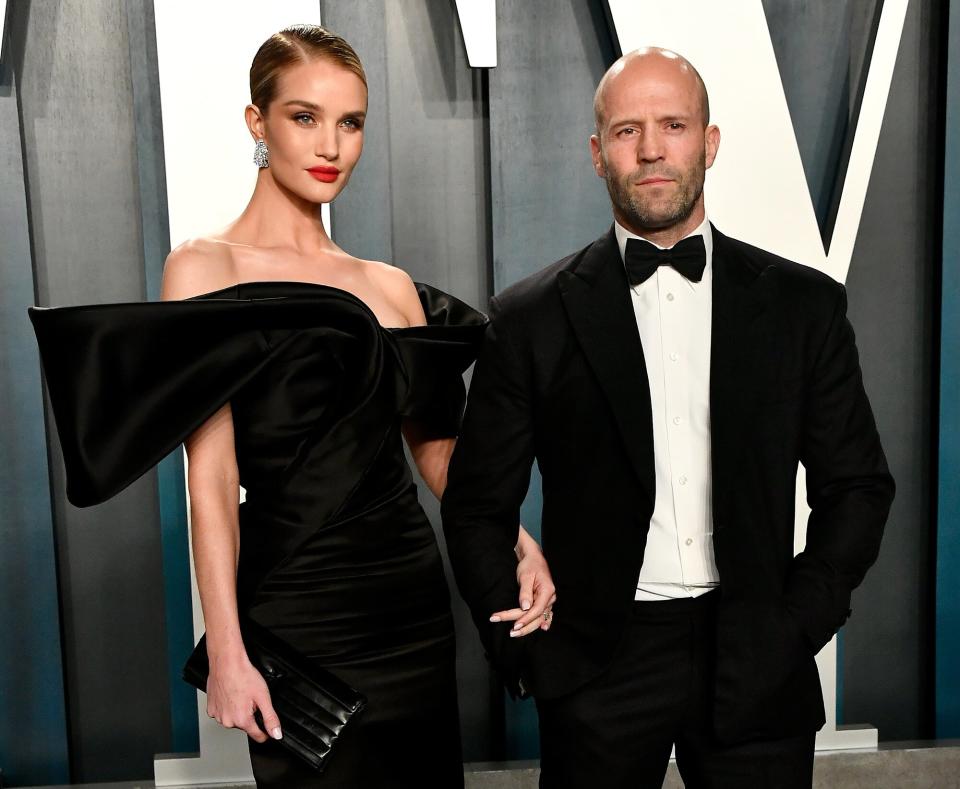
[488,0,617,758]
[126,0,198,754]
[0,57,70,785]
[936,0,960,740]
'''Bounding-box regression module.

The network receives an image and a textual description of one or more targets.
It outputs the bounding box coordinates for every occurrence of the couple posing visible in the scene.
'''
[32,24,893,789]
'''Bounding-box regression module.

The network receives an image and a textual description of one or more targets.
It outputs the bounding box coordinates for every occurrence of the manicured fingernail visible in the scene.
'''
[513,621,522,630]
[509,629,520,638]
[271,727,282,740]
[521,600,531,611]
[489,615,501,622]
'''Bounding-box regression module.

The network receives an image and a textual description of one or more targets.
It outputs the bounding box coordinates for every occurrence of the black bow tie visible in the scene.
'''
[624,234,706,286]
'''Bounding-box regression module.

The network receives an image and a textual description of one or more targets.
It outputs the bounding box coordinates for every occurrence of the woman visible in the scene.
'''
[30,25,553,788]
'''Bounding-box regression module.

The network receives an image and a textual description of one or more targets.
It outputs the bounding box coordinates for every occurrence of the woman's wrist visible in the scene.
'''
[515,523,527,560]
[208,643,248,669]
[204,624,246,665]
[515,524,542,561]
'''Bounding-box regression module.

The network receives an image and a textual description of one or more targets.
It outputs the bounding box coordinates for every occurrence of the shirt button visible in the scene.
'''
[685,538,693,546]
[673,416,681,425]
[679,475,688,485]
[669,352,679,362]
[666,293,675,302]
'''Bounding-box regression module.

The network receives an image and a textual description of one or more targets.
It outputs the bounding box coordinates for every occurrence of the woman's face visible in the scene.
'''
[253,58,367,204]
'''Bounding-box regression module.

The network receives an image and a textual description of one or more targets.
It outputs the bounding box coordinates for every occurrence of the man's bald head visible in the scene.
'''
[594,47,710,134]
[588,46,721,244]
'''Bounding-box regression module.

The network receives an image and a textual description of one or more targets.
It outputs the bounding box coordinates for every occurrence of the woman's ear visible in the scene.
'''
[245,104,266,142]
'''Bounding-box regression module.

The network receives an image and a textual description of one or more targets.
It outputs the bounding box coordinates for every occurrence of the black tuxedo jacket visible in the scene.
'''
[441,225,894,743]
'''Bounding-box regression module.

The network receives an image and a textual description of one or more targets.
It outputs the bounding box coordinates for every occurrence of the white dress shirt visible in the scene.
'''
[614,217,720,601]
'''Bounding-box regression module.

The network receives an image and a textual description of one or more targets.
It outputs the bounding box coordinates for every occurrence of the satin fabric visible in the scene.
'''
[29,282,487,787]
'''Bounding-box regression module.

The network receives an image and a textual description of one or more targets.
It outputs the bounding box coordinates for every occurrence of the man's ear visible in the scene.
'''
[590,134,606,178]
[704,124,721,170]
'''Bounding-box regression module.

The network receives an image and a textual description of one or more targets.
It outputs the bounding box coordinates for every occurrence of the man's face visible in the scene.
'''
[590,56,720,234]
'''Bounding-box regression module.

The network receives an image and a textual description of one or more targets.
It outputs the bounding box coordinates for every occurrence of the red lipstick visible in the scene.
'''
[308,166,340,183]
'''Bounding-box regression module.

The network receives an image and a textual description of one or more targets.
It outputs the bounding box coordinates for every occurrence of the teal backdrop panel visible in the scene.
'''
[0,62,70,785]
[936,0,960,740]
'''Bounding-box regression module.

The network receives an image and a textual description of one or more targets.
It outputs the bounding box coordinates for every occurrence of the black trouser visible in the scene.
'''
[536,592,815,789]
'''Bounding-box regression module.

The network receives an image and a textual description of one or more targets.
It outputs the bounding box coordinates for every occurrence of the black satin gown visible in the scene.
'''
[29,281,488,788]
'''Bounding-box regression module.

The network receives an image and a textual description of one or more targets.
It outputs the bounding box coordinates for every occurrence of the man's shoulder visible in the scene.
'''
[718,230,844,302]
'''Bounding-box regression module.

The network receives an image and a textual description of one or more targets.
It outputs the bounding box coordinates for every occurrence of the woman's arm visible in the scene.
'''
[388,266,557,635]
[162,247,280,743]
[403,423,556,636]
[184,406,282,743]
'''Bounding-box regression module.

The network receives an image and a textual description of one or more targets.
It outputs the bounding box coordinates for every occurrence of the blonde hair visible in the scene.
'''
[250,24,367,111]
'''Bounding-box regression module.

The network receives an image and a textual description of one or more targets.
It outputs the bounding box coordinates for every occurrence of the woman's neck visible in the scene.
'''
[227,172,336,255]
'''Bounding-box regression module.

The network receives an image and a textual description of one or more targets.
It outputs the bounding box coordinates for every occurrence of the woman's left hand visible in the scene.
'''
[489,539,556,638]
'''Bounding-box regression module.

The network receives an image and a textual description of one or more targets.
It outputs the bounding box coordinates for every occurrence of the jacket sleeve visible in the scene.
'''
[788,284,895,651]
[441,295,536,695]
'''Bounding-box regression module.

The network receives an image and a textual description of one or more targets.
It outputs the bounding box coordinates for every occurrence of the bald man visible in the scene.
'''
[443,49,893,788]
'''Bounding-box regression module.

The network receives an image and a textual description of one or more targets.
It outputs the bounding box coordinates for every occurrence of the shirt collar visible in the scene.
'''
[614,215,713,265]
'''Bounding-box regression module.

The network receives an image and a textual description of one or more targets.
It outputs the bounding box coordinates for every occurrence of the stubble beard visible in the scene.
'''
[603,152,706,232]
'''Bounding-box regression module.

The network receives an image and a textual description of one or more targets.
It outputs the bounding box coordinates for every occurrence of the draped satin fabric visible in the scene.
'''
[29,282,488,788]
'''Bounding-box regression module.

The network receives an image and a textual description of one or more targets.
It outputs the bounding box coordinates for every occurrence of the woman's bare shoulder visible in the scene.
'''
[161,237,237,301]
[362,259,425,327]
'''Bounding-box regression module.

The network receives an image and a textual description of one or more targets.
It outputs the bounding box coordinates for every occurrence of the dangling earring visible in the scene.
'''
[253,138,270,168]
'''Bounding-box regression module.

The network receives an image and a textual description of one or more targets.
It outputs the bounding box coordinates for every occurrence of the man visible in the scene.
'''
[441,48,894,788]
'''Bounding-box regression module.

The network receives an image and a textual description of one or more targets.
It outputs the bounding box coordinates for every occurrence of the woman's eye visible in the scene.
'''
[293,113,315,125]
[340,118,363,130]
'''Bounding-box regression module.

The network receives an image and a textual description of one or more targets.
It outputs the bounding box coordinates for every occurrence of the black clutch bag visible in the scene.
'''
[183,617,367,772]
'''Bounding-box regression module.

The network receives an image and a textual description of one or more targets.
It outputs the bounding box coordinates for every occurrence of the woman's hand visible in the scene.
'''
[206,653,283,744]
[489,527,556,638]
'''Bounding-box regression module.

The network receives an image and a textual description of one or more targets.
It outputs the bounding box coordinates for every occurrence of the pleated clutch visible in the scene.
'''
[183,617,367,771]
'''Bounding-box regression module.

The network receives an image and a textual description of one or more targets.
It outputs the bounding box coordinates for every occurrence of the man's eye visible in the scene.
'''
[668,122,685,130]
[619,127,637,136]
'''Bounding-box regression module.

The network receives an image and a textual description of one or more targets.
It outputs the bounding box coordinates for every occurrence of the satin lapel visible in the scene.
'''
[558,228,655,506]
[709,227,779,523]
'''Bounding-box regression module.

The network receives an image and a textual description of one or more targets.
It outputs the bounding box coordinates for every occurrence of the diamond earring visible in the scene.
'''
[253,138,270,168]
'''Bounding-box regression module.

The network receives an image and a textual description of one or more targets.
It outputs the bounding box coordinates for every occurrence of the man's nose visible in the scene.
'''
[636,130,664,162]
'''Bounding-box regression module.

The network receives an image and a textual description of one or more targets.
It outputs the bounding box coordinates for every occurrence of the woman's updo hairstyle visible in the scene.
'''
[250,25,367,111]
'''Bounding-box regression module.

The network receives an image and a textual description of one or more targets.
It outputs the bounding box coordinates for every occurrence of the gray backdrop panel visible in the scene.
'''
[14,0,172,779]
[489,0,616,290]
[0,46,70,786]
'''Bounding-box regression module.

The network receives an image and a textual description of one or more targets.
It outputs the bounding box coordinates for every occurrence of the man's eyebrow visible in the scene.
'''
[609,113,693,124]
